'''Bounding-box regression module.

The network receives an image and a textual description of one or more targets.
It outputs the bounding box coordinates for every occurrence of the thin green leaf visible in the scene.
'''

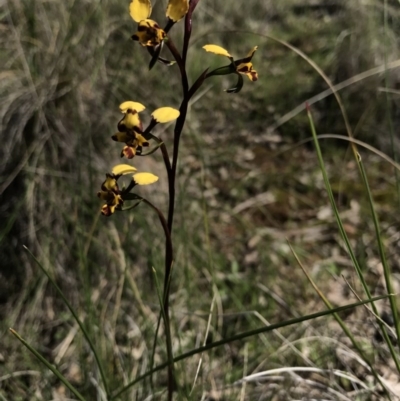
[358,158,400,354]
[23,246,110,397]
[307,108,400,373]
[306,108,375,304]
[9,329,87,401]
[289,242,394,399]
[111,295,389,400]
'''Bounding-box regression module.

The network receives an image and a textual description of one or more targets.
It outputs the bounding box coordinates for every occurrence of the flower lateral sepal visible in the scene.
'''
[226,74,244,94]
[122,193,142,201]
[149,41,164,70]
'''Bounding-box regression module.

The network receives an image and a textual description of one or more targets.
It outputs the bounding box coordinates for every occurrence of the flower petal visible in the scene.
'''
[112,132,132,142]
[166,0,189,22]
[236,62,258,81]
[101,204,113,216]
[97,190,113,201]
[102,174,119,192]
[121,111,141,129]
[136,134,149,147]
[245,46,258,60]
[112,164,138,175]
[203,44,232,58]
[119,101,146,113]
[133,172,159,185]
[151,107,180,123]
[121,145,136,159]
[129,0,152,23]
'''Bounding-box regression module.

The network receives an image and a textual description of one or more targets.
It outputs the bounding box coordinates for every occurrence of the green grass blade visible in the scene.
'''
[383,0,400,207]
[289,242,393,400]
[23,246,110,398]
[110,295,389,400]
[9,328,87,401]
[357,158,400,354]
[307,107,400,372]
[306,107,376,303]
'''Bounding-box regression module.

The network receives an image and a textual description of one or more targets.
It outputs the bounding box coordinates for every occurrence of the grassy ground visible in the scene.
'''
[1,0,400,400]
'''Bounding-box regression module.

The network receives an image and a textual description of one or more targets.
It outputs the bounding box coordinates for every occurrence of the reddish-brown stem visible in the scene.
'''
[160,141,172,173]
[182,0,201,64]
[160,6,203,398]
[141,197,174,399]
[165,39,188,96]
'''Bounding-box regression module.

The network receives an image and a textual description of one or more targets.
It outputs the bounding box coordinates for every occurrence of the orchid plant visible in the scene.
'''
[98,0,257,398]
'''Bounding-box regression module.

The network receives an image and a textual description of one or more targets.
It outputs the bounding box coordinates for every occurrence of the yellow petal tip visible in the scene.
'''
[203,44,232,58]
[151,107,180,123]
[133,172,159,185]
[119,101,146,113]
[166,0,189,22]
[129,0,152,23]
[112,164,138,175]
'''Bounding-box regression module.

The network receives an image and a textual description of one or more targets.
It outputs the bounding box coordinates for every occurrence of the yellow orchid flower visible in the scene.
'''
[112,101,179,159]
[97,174,124,216]
[131,19,167,47]
[130,0,189,47]
[203,44,258,93]
[98,167,159,216]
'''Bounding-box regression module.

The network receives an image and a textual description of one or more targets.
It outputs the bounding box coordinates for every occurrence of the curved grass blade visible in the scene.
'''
[358,159,400,352]
[111,294,389,400]
[289,242,394,399]
[9,328,87,401]
[306,108,377,307]
[307,108,400,373]
[23,246,110,398]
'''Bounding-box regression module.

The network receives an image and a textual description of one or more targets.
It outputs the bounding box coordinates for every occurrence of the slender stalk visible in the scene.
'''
[165,38,188,96]
[182,0,201,65]
[140,197,174,400]
[141,198,173,299]
[159,141,172,173]
[157,7,204,397]
[152,267,175,392]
